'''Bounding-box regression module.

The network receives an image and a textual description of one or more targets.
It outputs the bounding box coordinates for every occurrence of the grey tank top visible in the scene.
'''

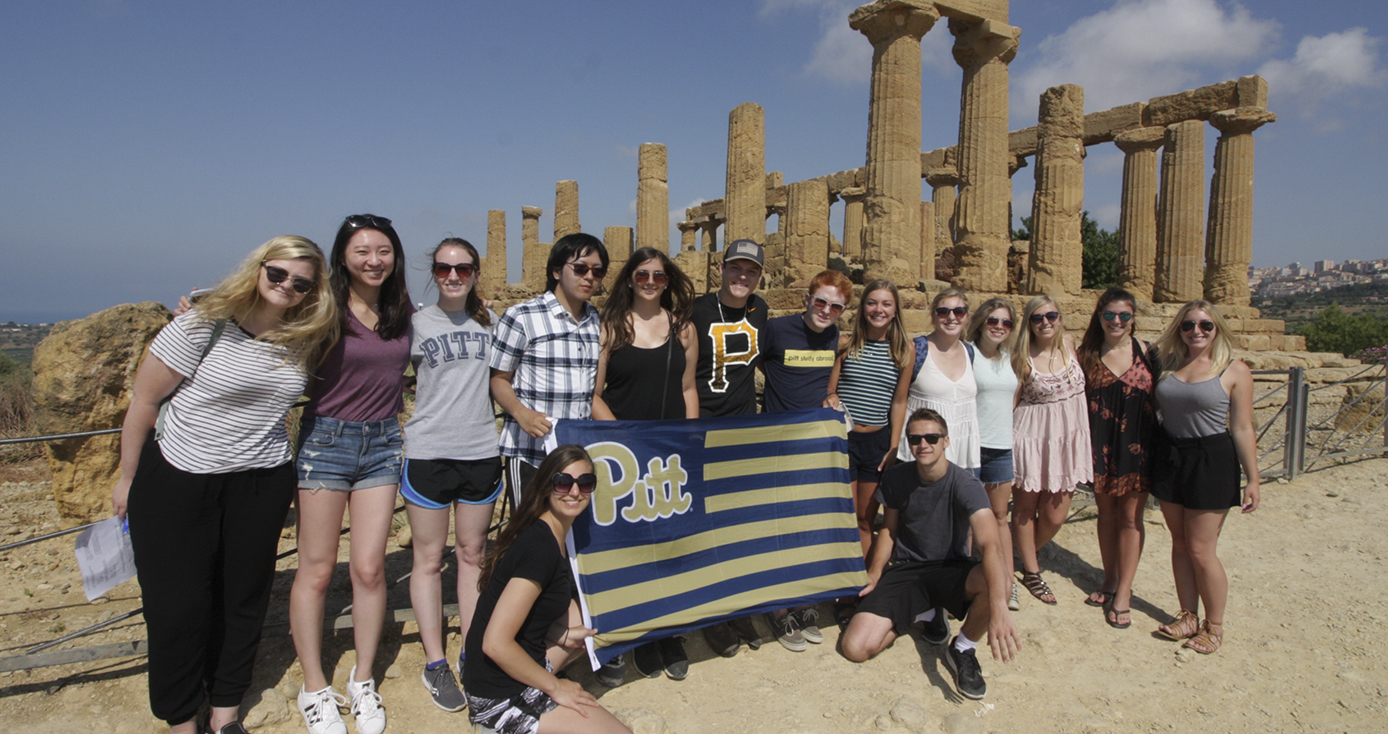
[1155,371,1229,439]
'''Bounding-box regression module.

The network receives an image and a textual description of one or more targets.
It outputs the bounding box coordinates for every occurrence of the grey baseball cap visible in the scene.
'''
[723,239,765,267]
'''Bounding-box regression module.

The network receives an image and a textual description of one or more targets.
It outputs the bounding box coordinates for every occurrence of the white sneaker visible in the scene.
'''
[347,665,387,734]
[297,685,347,734]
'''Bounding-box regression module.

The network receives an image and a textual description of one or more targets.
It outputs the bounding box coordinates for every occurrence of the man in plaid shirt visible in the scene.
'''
[489,232,609,503]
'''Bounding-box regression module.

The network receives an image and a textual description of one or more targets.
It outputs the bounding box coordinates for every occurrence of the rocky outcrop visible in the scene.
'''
[30,302,171,524]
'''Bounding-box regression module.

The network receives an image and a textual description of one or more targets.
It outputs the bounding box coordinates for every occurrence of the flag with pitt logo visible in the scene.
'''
[551,408,868,667]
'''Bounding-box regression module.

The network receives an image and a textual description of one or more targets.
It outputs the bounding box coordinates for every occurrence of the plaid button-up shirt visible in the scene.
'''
[489,290,600,466]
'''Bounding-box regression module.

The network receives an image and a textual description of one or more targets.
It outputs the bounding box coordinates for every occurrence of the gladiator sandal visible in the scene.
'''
[1182,620,1223,654]
[1155,609,1200,641]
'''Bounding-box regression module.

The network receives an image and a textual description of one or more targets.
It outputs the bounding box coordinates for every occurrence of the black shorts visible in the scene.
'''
[848,425,893,483]
[856,559,979,634]
[401,458,504,510]
[1151,431,1241,511]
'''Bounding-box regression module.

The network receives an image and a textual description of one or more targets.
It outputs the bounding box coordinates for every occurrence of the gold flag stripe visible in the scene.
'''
[702,419,844,448]
[576,512,856,575]
[703,482,847,513]
[703,451,848,481]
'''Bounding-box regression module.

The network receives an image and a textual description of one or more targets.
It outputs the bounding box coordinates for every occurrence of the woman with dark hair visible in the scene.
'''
[402,238,500,713]
[114,236,336,734]
[463,446,635,734]
[1010,295,1091,606]
[1077,288,1159,629]
[1150,301,1259,654]
[590,247,698,683]
[291,214,413,734]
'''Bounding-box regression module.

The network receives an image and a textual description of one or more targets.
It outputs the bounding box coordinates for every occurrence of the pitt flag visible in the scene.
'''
[551,407,868,668]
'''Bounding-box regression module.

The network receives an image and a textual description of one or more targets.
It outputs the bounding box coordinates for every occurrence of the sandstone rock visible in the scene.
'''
[242,687,292,728]
[889,695,932,733]
[942,710,982,734]
[31,302,172,524]
[616,707,666,734]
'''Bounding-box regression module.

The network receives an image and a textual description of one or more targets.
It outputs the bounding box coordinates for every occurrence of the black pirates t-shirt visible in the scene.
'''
[691,292,769,417]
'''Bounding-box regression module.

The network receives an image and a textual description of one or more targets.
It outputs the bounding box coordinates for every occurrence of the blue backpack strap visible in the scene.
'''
[910,335,930,384]
[965,342,975,364]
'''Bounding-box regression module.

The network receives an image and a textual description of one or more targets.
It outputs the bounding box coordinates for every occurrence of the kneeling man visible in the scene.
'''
[840,408,1020,699]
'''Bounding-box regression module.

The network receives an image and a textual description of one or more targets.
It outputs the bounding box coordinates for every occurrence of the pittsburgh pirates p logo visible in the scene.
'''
[707,320,758,393]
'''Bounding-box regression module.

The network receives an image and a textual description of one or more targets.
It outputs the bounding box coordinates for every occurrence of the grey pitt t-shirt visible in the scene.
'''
[875,462,990,563]
[404,305,499,461]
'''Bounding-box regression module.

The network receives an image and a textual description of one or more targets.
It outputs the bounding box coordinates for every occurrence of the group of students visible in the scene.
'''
[110,218,1260,734]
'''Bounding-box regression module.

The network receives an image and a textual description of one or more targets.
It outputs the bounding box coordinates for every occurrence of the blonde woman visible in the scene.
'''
[1011,295,1091,605]
[899,288,979,474]
[1150,301,1259,654]
[114,236,336,734]
[964,298,1020,611]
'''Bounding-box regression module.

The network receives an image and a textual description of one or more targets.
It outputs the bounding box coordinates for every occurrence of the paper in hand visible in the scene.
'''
[75,517,137,602]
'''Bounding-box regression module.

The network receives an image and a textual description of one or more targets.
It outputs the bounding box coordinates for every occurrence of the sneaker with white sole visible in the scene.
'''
[346,666,387,734]
[771,611,807,652]
[921,608,950,646]
[944,637,987,700]
[297,685,347,734]
[794,608,824,645]
[421,662,466,713]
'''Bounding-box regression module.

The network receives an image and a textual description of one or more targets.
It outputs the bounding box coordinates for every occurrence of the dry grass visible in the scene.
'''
[0,372,44,463]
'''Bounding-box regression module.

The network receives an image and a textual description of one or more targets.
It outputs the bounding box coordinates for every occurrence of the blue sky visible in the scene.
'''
[2,0,1385,323]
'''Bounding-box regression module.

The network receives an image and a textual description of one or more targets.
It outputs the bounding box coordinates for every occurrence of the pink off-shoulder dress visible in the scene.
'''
[1013,353,1093,492]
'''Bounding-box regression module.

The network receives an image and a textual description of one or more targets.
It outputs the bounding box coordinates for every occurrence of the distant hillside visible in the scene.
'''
[0,323,53,372]
[1257,281,1388,330]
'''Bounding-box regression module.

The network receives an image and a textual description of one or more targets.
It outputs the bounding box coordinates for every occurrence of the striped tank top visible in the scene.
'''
[836,340,900,427]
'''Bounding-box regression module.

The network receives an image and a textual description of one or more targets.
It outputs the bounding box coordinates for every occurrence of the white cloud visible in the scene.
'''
[764,0,957,85]
[1257,28,1386,115]
[1012,0,1279,117]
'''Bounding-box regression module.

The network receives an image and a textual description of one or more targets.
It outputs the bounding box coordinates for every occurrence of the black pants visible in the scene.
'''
[127,437,295,725]
[506,458,538,508]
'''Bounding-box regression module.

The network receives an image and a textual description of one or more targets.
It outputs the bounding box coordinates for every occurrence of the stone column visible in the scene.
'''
[554,180,580,241]
[1153,120,1206,303]
[839,186,866,259]
[919,200,935,281]
[637,143,669,251]
[700,221,719,252]
[604,226,633,282]
[1114,127,1165,301]
[1204,107,1276,306]
[849,0,940,286]
[925,166,959,255]
[1026,84,1085,296]
[521,206,545,290]
[677,221,698,252]
[949,19,1021,292]
[783,178,831,288]
[486,209,507,291]
[726,103,766,243]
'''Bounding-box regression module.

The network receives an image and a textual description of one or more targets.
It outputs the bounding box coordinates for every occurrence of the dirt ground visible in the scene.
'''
[0,456,1385,734]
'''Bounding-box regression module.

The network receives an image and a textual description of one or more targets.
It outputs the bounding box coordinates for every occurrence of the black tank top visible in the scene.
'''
[604,335,685,421]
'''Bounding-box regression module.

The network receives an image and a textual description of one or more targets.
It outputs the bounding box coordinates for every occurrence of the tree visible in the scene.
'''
[1296,305,1388,357]
[1010,211,1120,290]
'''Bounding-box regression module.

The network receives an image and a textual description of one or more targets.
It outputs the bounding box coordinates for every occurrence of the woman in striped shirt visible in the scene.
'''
[113,236,336,734]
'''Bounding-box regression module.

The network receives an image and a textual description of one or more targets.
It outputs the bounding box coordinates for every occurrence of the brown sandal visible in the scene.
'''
[1183,620,1223,654]
[1155,609,1199,640]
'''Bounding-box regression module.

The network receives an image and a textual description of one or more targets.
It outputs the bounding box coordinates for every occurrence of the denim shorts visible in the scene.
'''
[978,446,1014,484]
[296,415,404,491]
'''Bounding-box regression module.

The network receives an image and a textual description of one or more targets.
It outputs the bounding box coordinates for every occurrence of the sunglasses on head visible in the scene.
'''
[552,472,597,495]
[345,214,392,230]
[1181,319,1216,333]
[1029,311,1061,324]
[907,433,945,446]
[1102,311,1134,323]
[634,269,668,285]
[934,306,968,318]
[433,261,477,279]
[566,262,607,280]
[261,263,315,294]
[811,296,846,315]
[985,316,1014,329]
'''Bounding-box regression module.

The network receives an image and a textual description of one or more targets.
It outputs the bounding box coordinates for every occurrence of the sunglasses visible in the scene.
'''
[1181,320,1216,333]
[1102,311,1134,323]
[261,263,315,294]
[985,317,1014,329]
[634,270,668,285]
[1029,311,1061,324]
[567,262,607,280]
[552,472,597,495]
[934,306,968,318]
[433,261,477,279]
[345,214,392,230]
[811,296,847,315]
[907,433,945,446]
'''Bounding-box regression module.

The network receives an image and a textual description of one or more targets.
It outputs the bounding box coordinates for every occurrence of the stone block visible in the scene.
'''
[1083,102,1145,144]
[1144,80,1237,127]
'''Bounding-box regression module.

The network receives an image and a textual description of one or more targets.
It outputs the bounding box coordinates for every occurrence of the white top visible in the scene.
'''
[898,348,980,468]
[971,346,1019,450]
[405,305,500,461]
[150,312,308,474]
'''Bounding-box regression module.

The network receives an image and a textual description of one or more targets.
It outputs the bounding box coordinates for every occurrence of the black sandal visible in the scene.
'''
[1020,571,1057,605]
[1103,597,1132,629]
[1084,590,1113,608]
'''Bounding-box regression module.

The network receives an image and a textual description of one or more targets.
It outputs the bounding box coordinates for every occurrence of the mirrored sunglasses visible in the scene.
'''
[985,317,1014,329]
[1102,311,1134,323]
[1181,320,1216,333]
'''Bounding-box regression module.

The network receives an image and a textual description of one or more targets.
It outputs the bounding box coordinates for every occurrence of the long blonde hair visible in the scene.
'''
[846,279,910,372]
[193,235,338,369]
[965,297,1017,359]
[1012,294,1066,384]
[1155,300,1233,377]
